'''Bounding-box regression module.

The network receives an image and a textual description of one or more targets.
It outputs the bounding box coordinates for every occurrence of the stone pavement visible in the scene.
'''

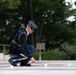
[0,60,76,75]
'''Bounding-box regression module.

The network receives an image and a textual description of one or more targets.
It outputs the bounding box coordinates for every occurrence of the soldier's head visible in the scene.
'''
[26,20,38,34]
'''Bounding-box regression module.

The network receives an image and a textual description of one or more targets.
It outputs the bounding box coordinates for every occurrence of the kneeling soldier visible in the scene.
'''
[8,20,37,66]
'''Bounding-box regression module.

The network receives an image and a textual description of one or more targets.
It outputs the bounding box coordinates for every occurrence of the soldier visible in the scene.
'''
[8,20,38,66]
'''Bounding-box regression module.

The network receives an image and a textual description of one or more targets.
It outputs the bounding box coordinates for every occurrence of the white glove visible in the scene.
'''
[31,57,36,63]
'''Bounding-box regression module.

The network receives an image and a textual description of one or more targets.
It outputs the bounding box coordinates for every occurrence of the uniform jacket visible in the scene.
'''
[9,28,32,58]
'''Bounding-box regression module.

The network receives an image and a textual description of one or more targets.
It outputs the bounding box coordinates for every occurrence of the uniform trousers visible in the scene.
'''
[9,43,35,64]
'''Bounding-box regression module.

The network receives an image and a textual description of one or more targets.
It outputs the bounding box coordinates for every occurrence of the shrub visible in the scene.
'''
[33,50,67,60]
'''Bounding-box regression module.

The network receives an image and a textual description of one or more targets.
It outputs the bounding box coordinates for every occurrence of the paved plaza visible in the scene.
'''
[0,60,76,75]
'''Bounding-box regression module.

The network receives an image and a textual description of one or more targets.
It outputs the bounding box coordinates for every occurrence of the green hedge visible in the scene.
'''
[33,50,67,60]
[2,48,76,60]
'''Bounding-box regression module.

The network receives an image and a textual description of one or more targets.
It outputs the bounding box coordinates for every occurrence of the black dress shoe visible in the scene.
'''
[20,63,31,66]
[8,59,17,66]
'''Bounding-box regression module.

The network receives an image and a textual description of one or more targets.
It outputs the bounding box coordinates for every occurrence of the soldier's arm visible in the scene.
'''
[19,33,32,58]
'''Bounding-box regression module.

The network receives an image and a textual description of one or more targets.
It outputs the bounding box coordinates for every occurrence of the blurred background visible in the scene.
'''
[0,0,76,61]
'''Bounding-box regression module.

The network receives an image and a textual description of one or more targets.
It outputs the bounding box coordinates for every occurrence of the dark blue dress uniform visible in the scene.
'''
[8,20,37,66]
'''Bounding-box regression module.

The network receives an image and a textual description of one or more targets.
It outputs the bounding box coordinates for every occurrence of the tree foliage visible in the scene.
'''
[0,0,76,50]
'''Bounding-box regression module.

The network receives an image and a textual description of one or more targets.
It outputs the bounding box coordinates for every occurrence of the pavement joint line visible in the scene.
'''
[0,66,76,70]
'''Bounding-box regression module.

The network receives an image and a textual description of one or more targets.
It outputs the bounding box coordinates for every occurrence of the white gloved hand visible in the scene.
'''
[31,57,36,63]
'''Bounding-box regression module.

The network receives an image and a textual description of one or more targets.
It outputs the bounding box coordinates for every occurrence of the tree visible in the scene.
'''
[0,0,76,50]
[32,0,76,49]
[0,0,21,44]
